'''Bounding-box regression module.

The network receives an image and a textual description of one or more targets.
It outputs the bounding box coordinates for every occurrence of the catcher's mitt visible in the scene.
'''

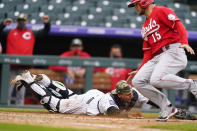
[174,108,197,120]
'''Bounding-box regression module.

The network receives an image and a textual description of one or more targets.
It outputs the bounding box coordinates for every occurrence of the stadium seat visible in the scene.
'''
[167,3,190,12]
[97,0,120,8]
[25,0,48,6]
[41,5,64,14]
[57,13,81,26]
[49,0,72,7]
[65,6,88,16]
[6,12,21,22]
[184,18,197,30]
[16,4,39,14]
[155,0,174,6]
[184,11,197,19]
[73,0,96,8]
[82,14,104,22]
[30,13,43,24]
[2,0,24,6]
[0,3,15,14]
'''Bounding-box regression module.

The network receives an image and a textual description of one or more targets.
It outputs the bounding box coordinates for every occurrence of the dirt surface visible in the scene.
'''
[0,111,197,131]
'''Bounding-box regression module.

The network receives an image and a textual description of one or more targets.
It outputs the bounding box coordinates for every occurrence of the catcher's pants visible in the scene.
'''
[132,43,194,110]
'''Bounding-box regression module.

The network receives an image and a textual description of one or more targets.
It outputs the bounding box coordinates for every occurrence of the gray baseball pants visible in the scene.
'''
[132,43,194,111]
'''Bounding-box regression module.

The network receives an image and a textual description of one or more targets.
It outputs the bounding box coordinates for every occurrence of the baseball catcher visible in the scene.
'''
[10,70,151,116]
[10,70,196,119]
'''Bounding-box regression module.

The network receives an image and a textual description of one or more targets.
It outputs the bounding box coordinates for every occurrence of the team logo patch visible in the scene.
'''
[109,100,116,105]
[22,32,31,40]
[168,14,176,20]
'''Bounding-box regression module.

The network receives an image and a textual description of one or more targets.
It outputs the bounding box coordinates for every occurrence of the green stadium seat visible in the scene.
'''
[6,12,25,22]
[25,0,48,6]
[167,3,190,12]
[111,22,127,28]
[105,15,129,28]
[97,0,120,8]
[89,8,110,19]
[175,11,186,19]
[184,11,197,19]
[96,6,113,16]
[30,13,43,23]
[29,18,42,24]
[40,5,64,14]
[80,20,105,27]
[2,0,24,5]
[128,15,145,24]
[65,6,88,16]
[81,14,104,24]
[49,0,72,6]
[155,0,174,6]
[113,8,127,16]
[183,18,197,30]
[0,3,15,13]
[16,4,39,14]
[57,13,81,24]
[73,0,96,8]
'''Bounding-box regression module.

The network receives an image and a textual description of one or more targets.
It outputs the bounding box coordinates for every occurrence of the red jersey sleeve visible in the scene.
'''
[159,7,180,29]
[174,21,188,45]
[137,41,153,71]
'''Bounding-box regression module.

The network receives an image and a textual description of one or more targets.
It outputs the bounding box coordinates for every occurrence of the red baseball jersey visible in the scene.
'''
[6,29,35,55]
[142,6,181,55]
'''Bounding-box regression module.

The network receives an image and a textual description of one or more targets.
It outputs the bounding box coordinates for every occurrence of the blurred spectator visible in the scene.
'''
[0,14,50,106]
[50,38,90,85]
[95,44,132,92]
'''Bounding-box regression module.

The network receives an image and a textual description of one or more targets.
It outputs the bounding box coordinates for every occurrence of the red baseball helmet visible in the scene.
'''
[128,0,154,8]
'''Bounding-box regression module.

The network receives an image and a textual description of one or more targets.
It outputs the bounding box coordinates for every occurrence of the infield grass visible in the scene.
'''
[0,122,102,131]
[143,123,197,131]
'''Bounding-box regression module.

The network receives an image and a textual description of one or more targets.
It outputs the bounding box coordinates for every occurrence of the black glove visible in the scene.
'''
[174,108,197,120]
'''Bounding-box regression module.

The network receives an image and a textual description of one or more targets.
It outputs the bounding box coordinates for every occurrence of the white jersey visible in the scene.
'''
[49,88,149,115]
[59,89,104,115]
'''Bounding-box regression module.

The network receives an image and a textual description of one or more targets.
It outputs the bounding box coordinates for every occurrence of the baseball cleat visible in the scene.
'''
[157,106,178,122]
[189,80,197,100]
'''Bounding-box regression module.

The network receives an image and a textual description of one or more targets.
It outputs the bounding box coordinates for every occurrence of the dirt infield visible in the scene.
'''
[0,111,197,131]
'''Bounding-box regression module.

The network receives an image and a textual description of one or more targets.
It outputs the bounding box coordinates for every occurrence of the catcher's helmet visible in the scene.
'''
[128,0,154,8]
